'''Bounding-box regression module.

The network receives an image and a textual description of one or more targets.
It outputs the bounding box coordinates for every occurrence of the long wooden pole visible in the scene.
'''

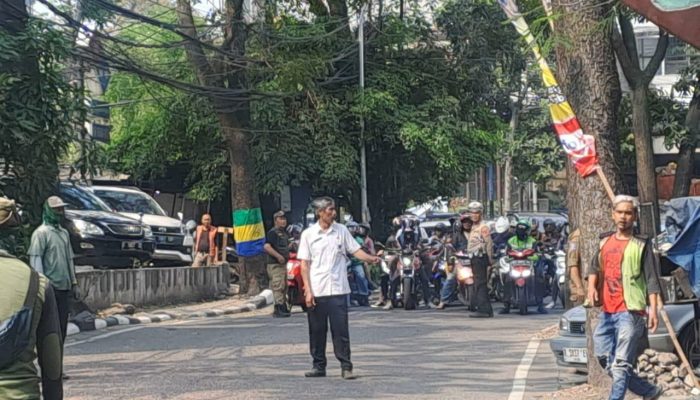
[595,164,698,389]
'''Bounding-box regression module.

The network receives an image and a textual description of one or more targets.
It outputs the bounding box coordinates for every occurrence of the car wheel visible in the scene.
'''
[680,321,700,369]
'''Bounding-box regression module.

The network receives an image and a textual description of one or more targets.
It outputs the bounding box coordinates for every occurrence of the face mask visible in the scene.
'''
[515,228,528,240]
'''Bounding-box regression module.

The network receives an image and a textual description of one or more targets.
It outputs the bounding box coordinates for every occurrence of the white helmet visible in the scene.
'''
[467,201,483,213]
[495,217,510,234]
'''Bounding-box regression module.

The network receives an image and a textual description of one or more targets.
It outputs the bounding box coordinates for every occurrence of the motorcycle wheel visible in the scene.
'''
[287,286,297,312]
[518,286,528,316]
[403,278,416,310]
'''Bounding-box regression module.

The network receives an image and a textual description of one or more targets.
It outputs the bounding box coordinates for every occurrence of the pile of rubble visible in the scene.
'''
[637,349,698,396]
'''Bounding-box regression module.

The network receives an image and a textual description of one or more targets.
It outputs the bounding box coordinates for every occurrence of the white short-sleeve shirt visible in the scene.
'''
[297,222,362,297]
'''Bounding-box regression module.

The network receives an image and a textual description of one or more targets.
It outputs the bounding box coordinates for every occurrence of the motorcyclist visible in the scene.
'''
[539,218,561,308]
[346,221,371,306]
[541,218,563,250]
[500,219,547,314]
[491,217,513,254]
[357,222,378,291]
[436,214,473,309]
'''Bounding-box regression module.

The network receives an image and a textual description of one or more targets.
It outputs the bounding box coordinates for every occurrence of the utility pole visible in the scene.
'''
[359,5,370,224]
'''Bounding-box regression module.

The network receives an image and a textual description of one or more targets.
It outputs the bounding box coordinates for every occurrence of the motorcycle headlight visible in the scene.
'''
[560,317,569,331]
[72,219,104,237]
[143,226,153,239]
[522,269,532,278]
[510,270,521,278]
[402,257,412,267]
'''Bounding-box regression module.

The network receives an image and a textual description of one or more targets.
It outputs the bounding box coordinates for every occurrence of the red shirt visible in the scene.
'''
[601,235,629,313]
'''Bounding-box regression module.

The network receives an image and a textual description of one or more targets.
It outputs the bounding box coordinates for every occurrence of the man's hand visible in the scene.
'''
[571,286,586,303]
[276,255,286,264]
[587,285,598,306]
[648,308,659,333]
[71,284,81,301]
[305,290,316,308]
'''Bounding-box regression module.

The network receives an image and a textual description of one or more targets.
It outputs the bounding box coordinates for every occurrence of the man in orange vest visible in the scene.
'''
[193,214,219,267]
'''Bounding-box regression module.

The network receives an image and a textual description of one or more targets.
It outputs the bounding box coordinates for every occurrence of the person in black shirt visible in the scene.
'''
[264,210,291,317]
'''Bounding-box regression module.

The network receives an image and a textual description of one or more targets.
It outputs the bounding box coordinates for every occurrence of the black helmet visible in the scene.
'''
[435,223,447,234]
[543,218,556,233]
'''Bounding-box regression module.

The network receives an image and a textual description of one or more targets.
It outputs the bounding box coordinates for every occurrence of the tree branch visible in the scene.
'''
[643,30,669,84]
[618,13,640,71]
[175,0,219,87]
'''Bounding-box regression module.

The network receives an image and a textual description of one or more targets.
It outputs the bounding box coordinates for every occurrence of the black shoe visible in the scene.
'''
[498,306,510,315]
[469,311,493,318]
[273,305,291,318]
[537,305,548,314]
[305,369,326,378]
[341,370,356,380]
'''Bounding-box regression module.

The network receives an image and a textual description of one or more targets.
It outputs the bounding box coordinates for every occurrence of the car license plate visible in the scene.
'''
[563,348,588,363]
[122,241,142,250]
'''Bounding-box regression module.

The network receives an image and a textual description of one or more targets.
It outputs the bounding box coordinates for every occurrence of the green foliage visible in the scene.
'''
[618,90,689,168]
[104,7,228,202]
[0,17,85,254]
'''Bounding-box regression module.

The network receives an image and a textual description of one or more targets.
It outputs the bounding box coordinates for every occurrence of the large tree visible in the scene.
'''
[613,10,668,233]
[0,0,84,254]
[551,0,628,387]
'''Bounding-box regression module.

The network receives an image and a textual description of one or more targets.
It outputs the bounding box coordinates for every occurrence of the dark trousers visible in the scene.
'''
[471,256,493,315]
[54,288,71,345]
[307,295,352,371]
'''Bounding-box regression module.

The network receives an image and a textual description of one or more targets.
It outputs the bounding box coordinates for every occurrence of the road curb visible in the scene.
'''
[66,289,274,337]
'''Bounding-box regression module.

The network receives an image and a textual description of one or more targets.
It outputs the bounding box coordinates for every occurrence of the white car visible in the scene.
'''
[89,186,195,266]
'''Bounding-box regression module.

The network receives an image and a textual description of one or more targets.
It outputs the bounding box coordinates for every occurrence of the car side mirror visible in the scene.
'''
[185,220,196,232]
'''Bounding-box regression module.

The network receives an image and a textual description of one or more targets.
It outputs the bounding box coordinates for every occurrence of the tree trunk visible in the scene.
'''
[631,86,660,234]
[673,92,700,198]
[551,0,627,389]
[176,0,265,296]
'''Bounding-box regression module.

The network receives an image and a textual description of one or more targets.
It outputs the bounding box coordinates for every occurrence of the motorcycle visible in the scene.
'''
[454,251,475,309]
[489,247,508,301]
[508,248,537,315]
[286,249,307,312]
[554,249,566,308]
[347,250,371,307]
[540,244,565,307]
[398,248,421,310]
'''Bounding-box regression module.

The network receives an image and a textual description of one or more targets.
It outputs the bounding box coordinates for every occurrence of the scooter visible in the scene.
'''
[508,248,537,315]
[286,250,307,311]
[398,248,421,310]
[489,247,508,301]
[454,251,476,309]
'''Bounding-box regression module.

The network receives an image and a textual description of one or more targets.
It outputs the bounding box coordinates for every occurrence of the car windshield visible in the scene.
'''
[59,186,112,212]
[94,189,167,216]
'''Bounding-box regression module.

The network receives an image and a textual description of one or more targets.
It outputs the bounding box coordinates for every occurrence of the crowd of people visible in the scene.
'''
[319,201,574,318]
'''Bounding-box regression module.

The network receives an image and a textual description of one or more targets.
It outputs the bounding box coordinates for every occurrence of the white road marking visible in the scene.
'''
[507,337,541,400]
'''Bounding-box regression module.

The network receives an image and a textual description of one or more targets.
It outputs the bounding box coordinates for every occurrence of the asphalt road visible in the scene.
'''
[64,304,576,400]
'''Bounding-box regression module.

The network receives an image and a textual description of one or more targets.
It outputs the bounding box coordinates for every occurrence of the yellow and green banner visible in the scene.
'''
[233,208,265,257]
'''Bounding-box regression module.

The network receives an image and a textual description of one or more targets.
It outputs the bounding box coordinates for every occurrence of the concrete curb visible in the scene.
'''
[66,289,274,337]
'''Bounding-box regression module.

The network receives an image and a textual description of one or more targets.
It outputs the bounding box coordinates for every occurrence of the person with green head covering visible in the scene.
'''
[28,196,78,381]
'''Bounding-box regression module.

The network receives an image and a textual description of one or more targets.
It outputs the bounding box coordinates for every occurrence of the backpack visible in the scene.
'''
[0,268,39,370]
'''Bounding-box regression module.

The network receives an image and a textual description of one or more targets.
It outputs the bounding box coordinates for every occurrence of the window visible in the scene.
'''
[635,32,690,76]
[93,190,167,216]
[59,186,112,212]
[665,37,690,75]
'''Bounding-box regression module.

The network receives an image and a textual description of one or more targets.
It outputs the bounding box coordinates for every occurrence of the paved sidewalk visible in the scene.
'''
[67,290,273,337]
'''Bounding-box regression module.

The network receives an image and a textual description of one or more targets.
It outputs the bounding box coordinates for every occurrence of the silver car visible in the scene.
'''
[550,304,699,370]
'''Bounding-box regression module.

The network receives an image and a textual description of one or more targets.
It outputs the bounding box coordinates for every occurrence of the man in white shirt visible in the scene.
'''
[297,197,380,380]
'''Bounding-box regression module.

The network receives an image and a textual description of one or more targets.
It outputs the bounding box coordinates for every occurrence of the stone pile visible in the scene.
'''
[636,349,697,397]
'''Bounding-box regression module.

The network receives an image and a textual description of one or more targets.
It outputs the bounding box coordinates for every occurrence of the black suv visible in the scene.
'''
[58,184,156,269]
